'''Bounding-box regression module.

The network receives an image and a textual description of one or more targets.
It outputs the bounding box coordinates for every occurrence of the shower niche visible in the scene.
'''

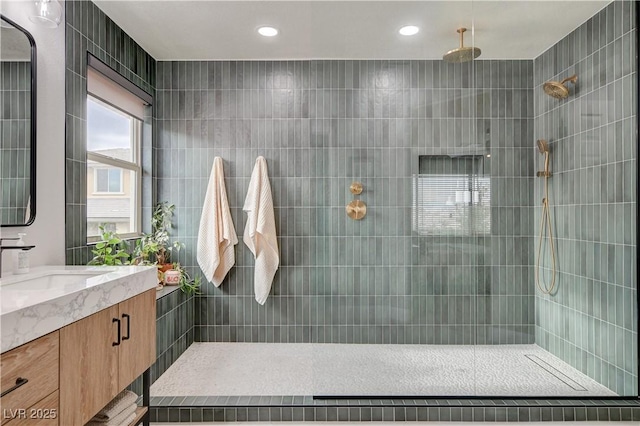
[412,155,491,237]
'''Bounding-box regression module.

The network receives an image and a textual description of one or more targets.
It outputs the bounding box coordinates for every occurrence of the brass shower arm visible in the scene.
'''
[458,27,466,48]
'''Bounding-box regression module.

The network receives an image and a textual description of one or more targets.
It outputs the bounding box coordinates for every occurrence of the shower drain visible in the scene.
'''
[525,355,588,391]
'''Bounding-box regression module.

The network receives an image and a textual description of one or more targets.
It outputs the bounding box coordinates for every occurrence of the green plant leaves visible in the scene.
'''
[88,224,131,266]
[88,205,201,295]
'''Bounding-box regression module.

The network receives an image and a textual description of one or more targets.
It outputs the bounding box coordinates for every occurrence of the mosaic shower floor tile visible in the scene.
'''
[150,343,616,397]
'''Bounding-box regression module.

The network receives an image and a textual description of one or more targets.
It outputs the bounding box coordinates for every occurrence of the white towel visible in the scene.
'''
[87,403,137,426]
[91,390,137,421]
[243,156,279,305]
[197,157,238,286]
[119,411,137,426]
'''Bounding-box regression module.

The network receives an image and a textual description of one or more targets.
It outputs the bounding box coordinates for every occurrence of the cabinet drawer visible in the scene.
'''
[3,390,58,426]
[1,332,59,426]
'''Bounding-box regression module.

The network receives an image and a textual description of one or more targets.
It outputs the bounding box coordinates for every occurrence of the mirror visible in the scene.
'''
[0,15,36,226]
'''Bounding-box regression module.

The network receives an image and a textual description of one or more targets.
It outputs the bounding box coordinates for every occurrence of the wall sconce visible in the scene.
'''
[29,0,62,28]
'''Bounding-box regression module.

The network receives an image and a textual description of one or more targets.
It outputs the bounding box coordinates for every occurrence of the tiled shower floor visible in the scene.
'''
[150,343,616,397]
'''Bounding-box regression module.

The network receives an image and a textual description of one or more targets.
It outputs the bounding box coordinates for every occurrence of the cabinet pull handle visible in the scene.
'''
[1,377,28,397]
[122,313,130,341]
[112,318,121,346]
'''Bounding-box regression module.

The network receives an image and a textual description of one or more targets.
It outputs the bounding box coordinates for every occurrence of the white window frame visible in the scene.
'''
[87,95,142,243]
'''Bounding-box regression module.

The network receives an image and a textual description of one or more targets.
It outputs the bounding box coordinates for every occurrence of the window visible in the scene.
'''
[85,55,152,243]
[412,155,491,236]
[94,168,123,193]
[87,96,141,241]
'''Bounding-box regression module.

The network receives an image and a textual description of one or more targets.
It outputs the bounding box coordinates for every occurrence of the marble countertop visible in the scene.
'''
[0,265,157,353]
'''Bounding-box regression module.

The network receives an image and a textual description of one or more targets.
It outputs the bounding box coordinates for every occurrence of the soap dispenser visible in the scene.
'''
[13,233,30,274]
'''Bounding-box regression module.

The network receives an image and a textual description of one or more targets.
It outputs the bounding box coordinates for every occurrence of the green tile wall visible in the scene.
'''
[533,0,638,396]
[64,0,156,264]
[154,288,195,382]
[155,59,535,345]
[148,396,640,423]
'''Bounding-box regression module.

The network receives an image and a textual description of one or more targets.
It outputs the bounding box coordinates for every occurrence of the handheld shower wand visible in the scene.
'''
[535,139,557,295]
[536,140,551,178]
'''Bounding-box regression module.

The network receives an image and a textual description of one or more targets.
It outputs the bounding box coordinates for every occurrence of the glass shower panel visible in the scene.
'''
[475,0,637,397]
[310,54,483,396]
[310,0,637,399]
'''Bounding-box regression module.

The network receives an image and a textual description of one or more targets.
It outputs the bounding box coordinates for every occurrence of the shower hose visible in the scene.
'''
[535,170,557,295]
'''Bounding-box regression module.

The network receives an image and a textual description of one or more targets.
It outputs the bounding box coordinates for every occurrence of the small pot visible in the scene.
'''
[163,269,181,286]
[157,263,174,284]
[158,263,174,273]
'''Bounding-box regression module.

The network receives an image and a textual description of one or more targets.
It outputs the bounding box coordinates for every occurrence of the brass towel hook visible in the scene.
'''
[346,181,366,220]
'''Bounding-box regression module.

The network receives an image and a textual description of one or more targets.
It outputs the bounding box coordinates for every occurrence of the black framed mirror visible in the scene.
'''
[0,14,36,227]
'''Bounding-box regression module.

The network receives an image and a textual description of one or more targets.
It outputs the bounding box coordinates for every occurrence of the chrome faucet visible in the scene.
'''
[0,238,35,279]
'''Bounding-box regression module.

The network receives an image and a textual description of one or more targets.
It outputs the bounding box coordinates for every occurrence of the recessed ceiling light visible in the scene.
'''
[399,25,420,36]
[258,26,279,37]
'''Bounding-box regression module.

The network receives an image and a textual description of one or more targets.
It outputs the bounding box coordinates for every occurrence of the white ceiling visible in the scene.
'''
[94,1,611,61]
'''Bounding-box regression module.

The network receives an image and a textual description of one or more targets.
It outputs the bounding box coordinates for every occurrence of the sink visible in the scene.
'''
[0,268,113,313]
[1,270,107,291]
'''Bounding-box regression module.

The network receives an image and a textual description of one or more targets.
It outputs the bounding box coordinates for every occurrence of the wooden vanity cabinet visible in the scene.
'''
[118,290,156,389]
[59,289,156,426]
[0,331,59,426]
[59,305,119,425]
[3,391,59,426]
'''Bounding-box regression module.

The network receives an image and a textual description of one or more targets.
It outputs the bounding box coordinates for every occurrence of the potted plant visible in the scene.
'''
[132,202,182,264]
[132,202,183,280]
[172,262,201,295]
[88,225,130,265]
[88,210,200,295]
[131,202,201,294]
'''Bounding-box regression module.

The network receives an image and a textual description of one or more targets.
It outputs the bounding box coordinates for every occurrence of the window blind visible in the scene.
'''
[87,66,148,120]
[412,155,491,236]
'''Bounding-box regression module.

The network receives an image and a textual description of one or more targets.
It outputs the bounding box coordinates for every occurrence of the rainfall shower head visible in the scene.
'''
[537,139,549,154]
[543,75,577,99]
[443,28,481,63]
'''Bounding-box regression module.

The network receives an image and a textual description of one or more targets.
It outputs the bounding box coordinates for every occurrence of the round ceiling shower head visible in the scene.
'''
[443,28,481,63]
[537,139,549,154]
[543,75,577,100]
